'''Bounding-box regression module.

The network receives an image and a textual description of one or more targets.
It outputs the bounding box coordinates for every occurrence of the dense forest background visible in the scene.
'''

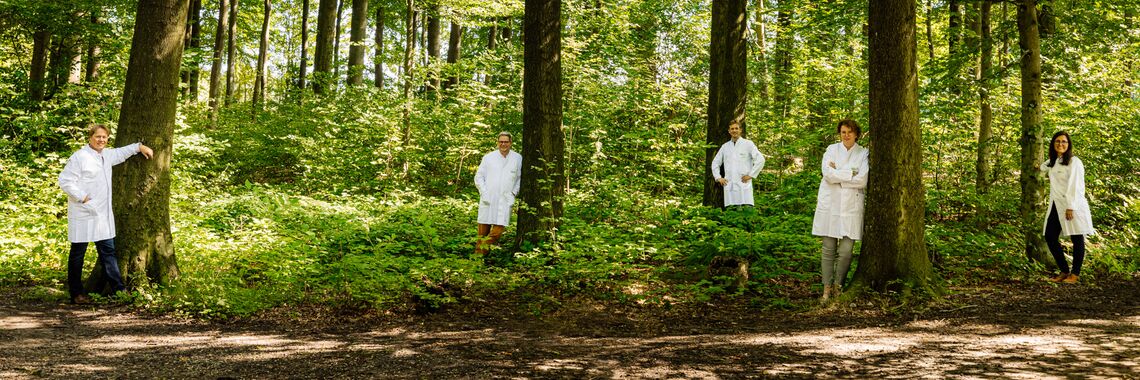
[1,0,1138,316]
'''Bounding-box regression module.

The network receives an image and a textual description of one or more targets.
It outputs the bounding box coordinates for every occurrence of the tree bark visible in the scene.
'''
[347,0,369,86]
[374,6,384,88]
[753,0,769,102]
[85,12,103,83]
[333,0,345,82]
[851,0,935,293]
[443,21,461,90]
[402,0,416,144]
[1016,0,1052,265]
[30,30,50,102]
[299,0,310,90]
[975,0,993,195]
[253,0,270,110]
[225,0,239,105]
[703,0,748,208]
[485,24,498,85]
[948,0,962,54]
[925,0,934,61]
[426,7,441,91]
[186,2,202,98]
[208,0,227,118]
[516,0,565,248]
[772,1,793,117]
[313,0,338,94]
[107,0,187,288]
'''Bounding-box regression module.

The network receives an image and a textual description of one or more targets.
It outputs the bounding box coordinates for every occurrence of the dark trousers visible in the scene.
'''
[1045,206,1087,275]
[68,238,126,298]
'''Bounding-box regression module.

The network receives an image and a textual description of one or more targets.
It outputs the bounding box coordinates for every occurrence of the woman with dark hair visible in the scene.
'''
[812,119,869,302]
[1040,131,1095,284]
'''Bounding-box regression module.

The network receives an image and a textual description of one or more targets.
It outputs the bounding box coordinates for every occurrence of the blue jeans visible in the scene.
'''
[68,239,126,298]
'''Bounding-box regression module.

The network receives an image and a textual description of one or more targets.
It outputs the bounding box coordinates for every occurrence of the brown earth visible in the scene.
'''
[1,277,1138,379]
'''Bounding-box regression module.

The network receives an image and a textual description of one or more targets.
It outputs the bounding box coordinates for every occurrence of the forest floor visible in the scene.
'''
[1,276,1138,379]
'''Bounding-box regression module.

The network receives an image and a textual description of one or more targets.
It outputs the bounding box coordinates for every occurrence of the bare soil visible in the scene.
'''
[2,277,1138,379]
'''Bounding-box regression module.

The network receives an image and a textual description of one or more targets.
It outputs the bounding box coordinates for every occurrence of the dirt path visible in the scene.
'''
[2,279,1139,379]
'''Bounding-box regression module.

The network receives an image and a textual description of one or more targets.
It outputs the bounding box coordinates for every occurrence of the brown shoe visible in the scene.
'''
[71,294,92,304]
[1050,273,1070,282]
[1061,274,1079,284]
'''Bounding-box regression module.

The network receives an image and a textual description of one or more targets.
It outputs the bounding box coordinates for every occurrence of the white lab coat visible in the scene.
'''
[1040,156,1095,236]
[711,137,766,206]
[812,142,869,240]
[58,143,141,243]
[474,150,522,226]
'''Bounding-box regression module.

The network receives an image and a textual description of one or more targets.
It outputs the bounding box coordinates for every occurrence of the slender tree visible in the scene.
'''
[516,0,565,247]
[772,1,793,116]
[975,0,994,194]
[850,0,936,292]
[299,0,310,89]
[313,0,338,94]
[225,0,239,105]
[374,5,385,88]
[107,0,187,288]
[426,6,441,91]
[253,0,270,110]
[1016,0,1052,265]
[333,0,345,81]
[443,20,461,90]
[85,11,103,83]
[185,1,202,98]
[402,0,416,143]
[30,29,50,102]
[347,0,369,86]
[753,0,769,101]
[208,0,228,117]
[702,0,748,208]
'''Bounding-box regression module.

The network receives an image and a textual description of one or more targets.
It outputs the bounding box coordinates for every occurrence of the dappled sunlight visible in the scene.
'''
[0,315,47,330]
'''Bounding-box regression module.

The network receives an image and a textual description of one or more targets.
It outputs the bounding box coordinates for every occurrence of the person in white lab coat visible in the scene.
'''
[711,121,766,207]
[474,132,522,256]
[58,124,153,304]
[812,119,869,303]
[1041,130,1095,284]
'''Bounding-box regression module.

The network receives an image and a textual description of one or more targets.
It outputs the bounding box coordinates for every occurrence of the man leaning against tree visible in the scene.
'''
[58,124,153,304]
[474,131,522,256]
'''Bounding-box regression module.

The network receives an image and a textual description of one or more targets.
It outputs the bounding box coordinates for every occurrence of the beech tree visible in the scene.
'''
[850,0,936,292]
[347,0,369,86]
[1017,0,1051,265]
[702,0,747,208]
[313,0,338,94]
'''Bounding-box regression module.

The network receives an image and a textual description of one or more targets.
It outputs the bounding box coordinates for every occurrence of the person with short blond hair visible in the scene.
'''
[58,124,153,304]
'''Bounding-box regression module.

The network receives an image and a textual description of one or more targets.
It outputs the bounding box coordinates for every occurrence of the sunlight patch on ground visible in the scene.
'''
[610,366,719,379]
[391,348,419,357]
[0,315,46,329]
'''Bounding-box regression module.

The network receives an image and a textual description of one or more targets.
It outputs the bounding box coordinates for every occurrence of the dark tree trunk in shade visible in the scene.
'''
[702,0,747,208]
[95,0,187,290]
[86,12,104,83]
[186,2,202,98]
[485,24,497,85]
[347,0,369,86]
[224,0,238,105]
[444,21,461,90]
[401,0,416,144]
[772,2,793,116]
[516,0,565,248]
[975,1,994,195]
[299,0,309,90]
[30,30,50,102]
[313,0,338,94]
[426,8,441,91]
[374,6,384,88]
[1016,0,1052,266]
[208,0,228,116]
[849,0,936,293]
[333,0,345,82]
[253,0,270,109]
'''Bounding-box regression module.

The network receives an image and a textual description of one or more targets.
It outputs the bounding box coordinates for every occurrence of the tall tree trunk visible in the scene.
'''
[186,2,202,98]
[85,12,103,83]
[444,21,461,90]
[851,0,935,293]
[703,0,748,208]
[253,0,270,110]
[375,6,384,88]
[208,0,228,117]
[30,30,50,102]
[299,0,310,90]
[402,0,416,144]
[485,24,498,85]
[949,0,962,54]
[516,0,565,247]
[109,0,187,288]
[426,8,441,91]
[313,0,338,94]
[925,0,934,61]
[975,0,993,195]
[347,0,369,86]
[333,0,345,83]
[772,1,793,117]
[753,0,769,102]
[1016,0,1052,265]
[225,0,239,105]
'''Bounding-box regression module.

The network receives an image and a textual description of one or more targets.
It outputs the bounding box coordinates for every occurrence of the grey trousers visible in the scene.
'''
[821,236,855,287]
